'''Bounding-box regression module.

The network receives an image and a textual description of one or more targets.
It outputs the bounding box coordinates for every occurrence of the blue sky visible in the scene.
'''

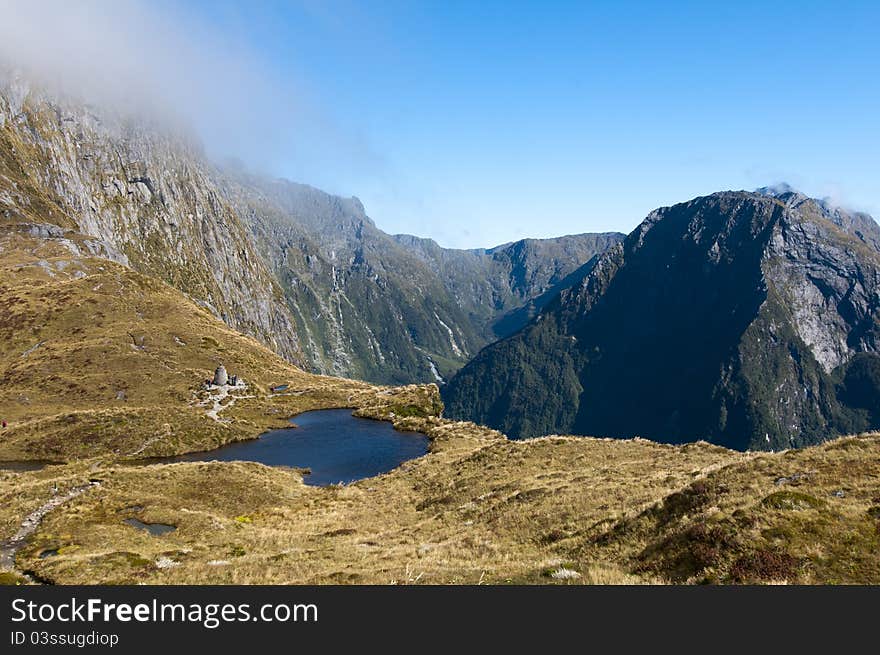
[177,0,878,248]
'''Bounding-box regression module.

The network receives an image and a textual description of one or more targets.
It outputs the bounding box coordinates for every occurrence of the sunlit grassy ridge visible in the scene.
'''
[1,226,878,585]
[0,225,437,461]
[3,431,878,585]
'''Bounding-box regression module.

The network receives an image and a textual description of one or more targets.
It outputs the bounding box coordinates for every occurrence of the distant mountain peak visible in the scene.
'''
[752,184,880,250]
[755,182,798,198]
[445,188,880,451]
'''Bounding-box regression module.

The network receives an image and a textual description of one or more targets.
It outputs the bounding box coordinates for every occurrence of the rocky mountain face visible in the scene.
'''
[444,190,880,450]
[220,171,622,384]
[0,72,620,385]
[221,173,481,384]
[757,183,880,251]
[394,231,624,339]
[0,75,305,366]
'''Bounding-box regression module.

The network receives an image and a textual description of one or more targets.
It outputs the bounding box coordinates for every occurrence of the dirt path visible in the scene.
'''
[127,424,174,457]
[195,384,254,424]
[0,481,100,571]
[127,384,254,456]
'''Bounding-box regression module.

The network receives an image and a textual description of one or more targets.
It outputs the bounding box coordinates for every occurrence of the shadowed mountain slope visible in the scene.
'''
[444,190,880,450]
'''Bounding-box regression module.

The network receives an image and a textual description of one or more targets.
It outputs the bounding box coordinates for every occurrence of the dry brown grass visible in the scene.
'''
[0,227,438,461]
[4,431,877,585]
[2,228,879,585]
[599,434,880,584]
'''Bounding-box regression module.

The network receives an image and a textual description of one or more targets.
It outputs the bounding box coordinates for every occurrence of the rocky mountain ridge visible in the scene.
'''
[0,72,621,384]
[0,74,306,366]
[205,170,622,384]
[444,190,880,450]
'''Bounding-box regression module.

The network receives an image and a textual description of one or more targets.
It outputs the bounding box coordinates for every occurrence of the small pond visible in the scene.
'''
[123,518,177,536]
[155,409,429,486]
[0,461,53,472]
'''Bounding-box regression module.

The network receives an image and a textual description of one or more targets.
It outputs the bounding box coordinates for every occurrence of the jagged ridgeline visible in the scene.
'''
[220,171,622,383]
[0,75,306,368]
[0,73,622,386]
[444,189,880,451]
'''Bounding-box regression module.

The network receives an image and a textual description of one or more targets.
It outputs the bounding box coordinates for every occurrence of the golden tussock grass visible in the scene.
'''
[2,228,879,585]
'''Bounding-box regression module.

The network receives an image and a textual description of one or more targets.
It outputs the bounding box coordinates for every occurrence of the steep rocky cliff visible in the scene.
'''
[221,173,482,384]
[221,171,622,384]
[0,74,305,365]
[1,72,621,385]
[394,231,624,339]
[444,190,880,450]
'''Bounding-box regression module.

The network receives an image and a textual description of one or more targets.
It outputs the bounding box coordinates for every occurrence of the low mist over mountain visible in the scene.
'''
[0,72,620,385]
[0,74,307,366]
[444,189,880,450]
[7,68,880,452]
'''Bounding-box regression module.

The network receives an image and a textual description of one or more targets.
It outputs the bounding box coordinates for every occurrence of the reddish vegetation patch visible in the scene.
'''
[729,549,798,583]
[683,523,738,572]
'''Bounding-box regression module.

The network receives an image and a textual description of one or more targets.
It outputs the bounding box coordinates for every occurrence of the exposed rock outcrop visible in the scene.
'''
[0,74,305,366]
[1,72,621,384]
[221,171,623,383]
[444,190,880,450]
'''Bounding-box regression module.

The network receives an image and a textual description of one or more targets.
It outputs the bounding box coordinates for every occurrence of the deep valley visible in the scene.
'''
[2,71,880,586]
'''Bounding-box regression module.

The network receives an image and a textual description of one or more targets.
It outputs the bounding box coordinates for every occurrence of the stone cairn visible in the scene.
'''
[212,365,228,386]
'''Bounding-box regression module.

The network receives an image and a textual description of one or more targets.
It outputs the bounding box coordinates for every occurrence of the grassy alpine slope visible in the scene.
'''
[0,223,439,461]
[1,222,878,585]
[3,430,879,585]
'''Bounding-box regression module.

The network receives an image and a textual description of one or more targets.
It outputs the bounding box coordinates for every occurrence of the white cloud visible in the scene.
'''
[0,0,376,177]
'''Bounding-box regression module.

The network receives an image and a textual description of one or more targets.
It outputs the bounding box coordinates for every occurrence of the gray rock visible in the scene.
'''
[0,73,306,368]
[213,365,228,386]
[445,189,880,451]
